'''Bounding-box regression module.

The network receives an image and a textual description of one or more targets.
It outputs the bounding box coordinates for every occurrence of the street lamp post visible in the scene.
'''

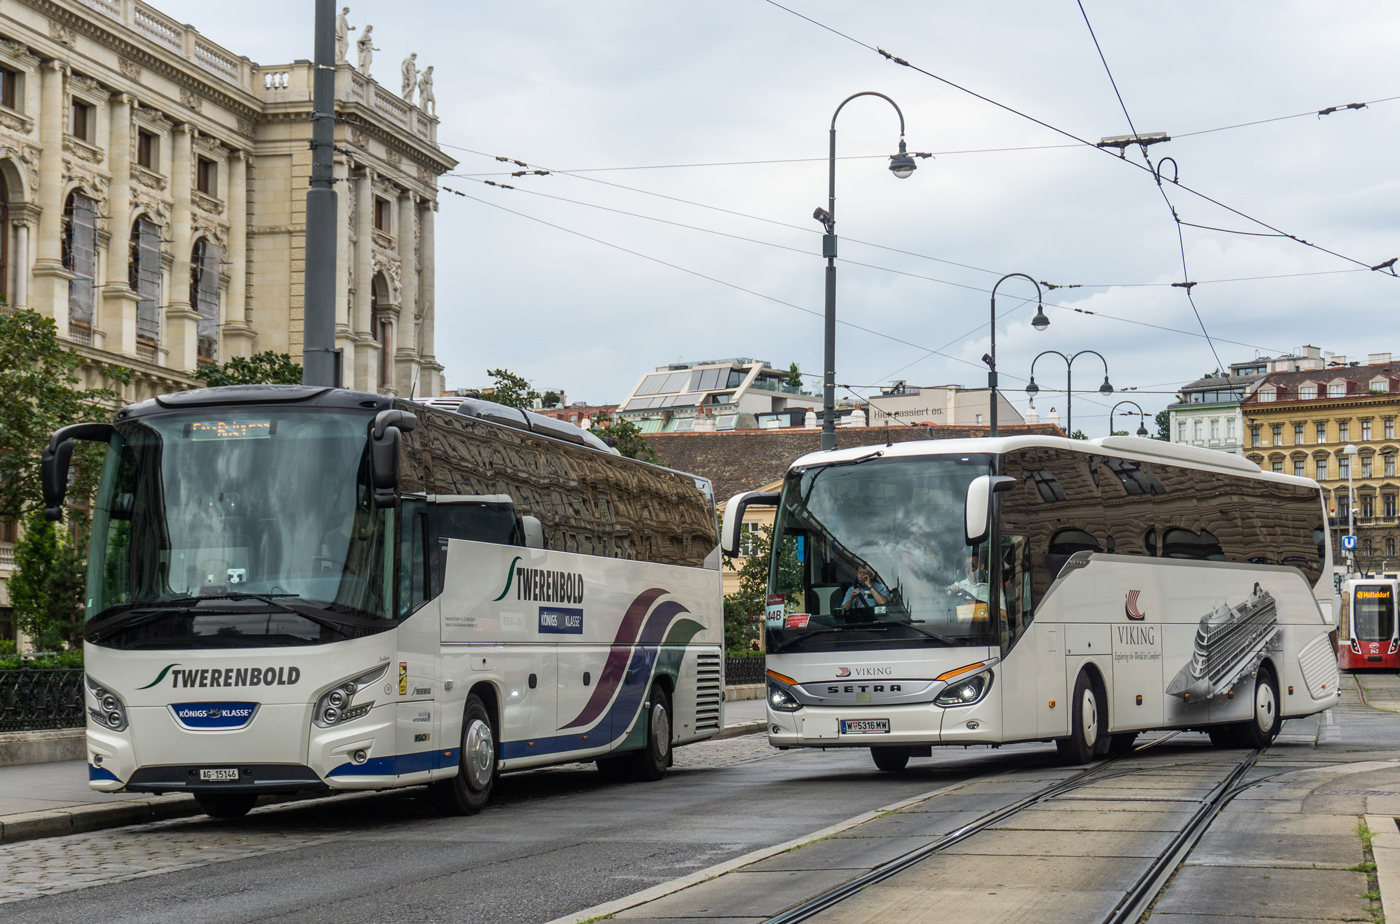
[1024,350,1114,438]
[1345,442,1359,573]
[1108,400,1150,437]
[986,274,1050,438]
[816,91,918,451]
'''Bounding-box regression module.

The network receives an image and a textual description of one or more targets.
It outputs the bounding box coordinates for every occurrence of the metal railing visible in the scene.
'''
[725,654,766,686]
[0,669,85,732]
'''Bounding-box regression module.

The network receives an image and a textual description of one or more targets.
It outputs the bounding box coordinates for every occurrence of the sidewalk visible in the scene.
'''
[0,699,768,845]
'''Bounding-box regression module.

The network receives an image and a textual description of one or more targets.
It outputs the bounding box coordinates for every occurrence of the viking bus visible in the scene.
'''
[1338,577,1400,670]
[722,435,1339,769]
[46,385,723,818]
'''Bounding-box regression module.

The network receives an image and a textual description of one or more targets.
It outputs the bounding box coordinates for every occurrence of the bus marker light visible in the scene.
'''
[1049,700,1055,708]
[1136,695,1142,706]
[935,662,986,682]
[1288,686,1294,695]
[767,669,798,686]
[1227,689,1234,700]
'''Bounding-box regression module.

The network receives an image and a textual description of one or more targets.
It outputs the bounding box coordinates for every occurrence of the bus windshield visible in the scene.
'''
[766,454,994,653]
[86,407,394,646]
[1354,586,1395,642]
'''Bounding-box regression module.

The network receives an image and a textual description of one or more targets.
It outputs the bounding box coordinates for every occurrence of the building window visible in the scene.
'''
[0,517,16,543]
[1299,383,1317,400]
[1272,425,1283,445]
[1388,537,1396,557]
[190,238,221,361]
[1387,494,1398,518]
[1193,420,1203,441]
[1340,457,1351,479]
[1209,419,1219,440]
[1317,457,1328,480]
[1363,495,1375,519]
[62,191,97,335]
[1364,538,1374,556]
[196,157,217,195]
[0,66,19,111]
[1317,422,1327,443]
[1388,455,1397,478]
[1372,378,1391,394]
[1226,418,1235,440]
[1176,421,1185,441]
[1293,424,1304,444]
[1258,388,1276,402]
[1363,420,1373,441]
[1340,422,1350,441]
[374,197,390,231]
[738,522,761,558]
[1387,419,1396,440]
[70,98,93,142]
[1251,425,1261,445]
[1294,459,1305,477]
[137,129,158,170]
[1329,382,1346,397]
[130,218,161,345]
[1272,460,1283,473]
[1363,456,1373,479]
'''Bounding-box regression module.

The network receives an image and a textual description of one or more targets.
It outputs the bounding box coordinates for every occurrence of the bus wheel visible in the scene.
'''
[1057,671,1100,765]
[1234,666,1282,749]
[194,792,257,818]
[631,684,673,782]
[432,695,496,816]
[871,746,910,772]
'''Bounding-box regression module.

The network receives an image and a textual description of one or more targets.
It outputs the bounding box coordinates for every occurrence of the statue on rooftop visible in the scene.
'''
[335,7,354,64]
[417,66,435,116]
[401,52,418,104]
[356,24,378,76]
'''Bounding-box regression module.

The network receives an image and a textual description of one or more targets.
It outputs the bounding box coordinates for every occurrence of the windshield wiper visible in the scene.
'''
[769,627,848,653]
[800,450,885,502]
[161,594,363,637]
[88,594,359,643]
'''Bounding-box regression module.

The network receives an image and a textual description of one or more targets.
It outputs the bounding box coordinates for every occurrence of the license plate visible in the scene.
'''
[840,718,890,734]
[199,768,239,781]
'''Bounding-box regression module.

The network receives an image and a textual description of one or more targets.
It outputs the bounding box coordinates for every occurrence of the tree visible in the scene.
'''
[1155,409,1171,441]
[589,412,658,463]
[487,368,540,410]
[192,351,302,387]
[0,307,128,522]
[785,362,802,387]
[9,509,58,648]
[541,390,561,409]
[723,524,801,652]
[1069,428,1087,440]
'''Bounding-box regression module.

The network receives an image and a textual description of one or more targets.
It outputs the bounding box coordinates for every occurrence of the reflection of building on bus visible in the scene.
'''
[727,434,1340,771]
[1338,578,1400,670]
[54,386,723,820]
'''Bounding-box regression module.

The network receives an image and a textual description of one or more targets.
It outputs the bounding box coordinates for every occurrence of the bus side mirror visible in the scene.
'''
[520,515,544,550]
[965,475,1016,546]
[370,409,419,508]
[41,422,114,521]
[720,490,780,558]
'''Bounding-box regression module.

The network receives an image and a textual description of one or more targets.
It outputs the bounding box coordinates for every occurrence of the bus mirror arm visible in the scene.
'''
[720,490,781,558]
[965,475,1016,546]
[41,422,115,521]
[369,409,419,508]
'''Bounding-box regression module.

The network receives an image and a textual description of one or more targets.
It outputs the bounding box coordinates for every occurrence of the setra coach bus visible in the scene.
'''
[722,435,1340,769]
[1338,577,1400,670]
[46,385,723,817]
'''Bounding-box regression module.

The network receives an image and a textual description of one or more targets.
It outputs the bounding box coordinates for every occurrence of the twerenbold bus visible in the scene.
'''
[47,385,723,817]
[722,435,1340,769]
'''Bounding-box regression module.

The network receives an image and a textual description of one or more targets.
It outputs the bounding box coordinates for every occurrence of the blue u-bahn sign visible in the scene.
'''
[1342,535,1358,551]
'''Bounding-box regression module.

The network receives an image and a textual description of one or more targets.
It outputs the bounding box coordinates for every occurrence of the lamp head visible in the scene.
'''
[888,139,917,179]
[1031,306,1050,331]
[1025,377,1039,397]
[1136,421,1149,438]
[981,353,994,370]
[1099,376,1114,396]
[812,207,833,233]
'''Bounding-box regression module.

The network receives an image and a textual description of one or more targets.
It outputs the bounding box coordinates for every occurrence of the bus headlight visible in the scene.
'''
[313,665,389,728]
[85,676,128,732]
[935,671,993,707]
[768,681,802,713]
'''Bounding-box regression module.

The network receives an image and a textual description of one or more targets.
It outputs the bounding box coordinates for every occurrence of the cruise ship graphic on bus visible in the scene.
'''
[1167,583,1280,701]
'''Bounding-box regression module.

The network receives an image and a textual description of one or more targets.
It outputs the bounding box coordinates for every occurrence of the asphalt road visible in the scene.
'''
[0,731,1060,924]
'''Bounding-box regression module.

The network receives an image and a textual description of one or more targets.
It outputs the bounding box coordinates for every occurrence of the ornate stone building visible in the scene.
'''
[0,0,455,639]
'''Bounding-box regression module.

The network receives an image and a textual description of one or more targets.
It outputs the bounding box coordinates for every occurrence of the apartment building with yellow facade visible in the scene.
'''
[1242,353,1400,570]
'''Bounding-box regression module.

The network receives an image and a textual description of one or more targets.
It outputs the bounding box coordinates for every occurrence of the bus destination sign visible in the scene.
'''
[188,420,275,441]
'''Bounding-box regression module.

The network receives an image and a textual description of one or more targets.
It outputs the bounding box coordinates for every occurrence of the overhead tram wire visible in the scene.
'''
[757,0,1398,276]
[1074,0,1226,375]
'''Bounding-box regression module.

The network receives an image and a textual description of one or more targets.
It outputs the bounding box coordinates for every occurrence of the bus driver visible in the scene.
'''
[841,564,889,612]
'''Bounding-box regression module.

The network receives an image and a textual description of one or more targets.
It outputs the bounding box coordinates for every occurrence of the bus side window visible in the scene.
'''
[398,500,428,616]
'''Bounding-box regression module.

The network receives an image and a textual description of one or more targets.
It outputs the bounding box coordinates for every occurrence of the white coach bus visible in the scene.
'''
[722,435,1339,769]
[45,385,723,818]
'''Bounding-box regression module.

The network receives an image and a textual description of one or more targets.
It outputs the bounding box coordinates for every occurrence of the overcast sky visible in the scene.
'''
[164,0,1400,431]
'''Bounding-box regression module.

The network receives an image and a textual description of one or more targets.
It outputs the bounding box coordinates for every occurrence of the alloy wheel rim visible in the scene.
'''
[465,718,494,789]
[651,701,670,755]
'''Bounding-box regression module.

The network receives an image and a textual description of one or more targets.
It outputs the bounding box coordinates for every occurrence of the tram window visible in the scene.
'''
[1162,527,1225,561]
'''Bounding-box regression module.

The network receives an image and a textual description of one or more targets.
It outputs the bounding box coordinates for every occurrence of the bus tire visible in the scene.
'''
[871,746,910,772]
[1058,671,1101,765]
[432,695,496,816]
[194,792,257,818]
[631,684,673,782]
[1107,732,1138,757]
[1234,665,1282,749]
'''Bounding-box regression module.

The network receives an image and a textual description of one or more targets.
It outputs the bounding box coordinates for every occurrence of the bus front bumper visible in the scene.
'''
[766,696,1001,748]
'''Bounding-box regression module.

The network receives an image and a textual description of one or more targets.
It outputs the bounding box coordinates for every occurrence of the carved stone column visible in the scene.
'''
[394,191,418,396]
[100,93,139,356]
[165,123,198,372]
[12,216,30,309]
[418,200,439,397]
[352,166,374,390]
[222,151,254,357]
[32,60,71,337]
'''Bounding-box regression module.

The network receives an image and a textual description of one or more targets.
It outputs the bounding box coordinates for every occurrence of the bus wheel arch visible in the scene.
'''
[431,689,499,816]
[1240,660,1282,748]
[1057,666,1106,765]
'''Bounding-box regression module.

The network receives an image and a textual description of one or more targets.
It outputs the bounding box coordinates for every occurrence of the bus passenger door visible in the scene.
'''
[396,502,441,761]
[998,534,1039,741]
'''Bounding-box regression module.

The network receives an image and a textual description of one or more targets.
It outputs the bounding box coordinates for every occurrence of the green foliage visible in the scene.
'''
[487,368,540,410]
[43,537,87,649]
[785,362,802,387]
[0,648,83,670]
[191,351,302,387]
[1069,428,1087,440]
[0,307,128,522]
[541,390,561,409]
[1155,409,1171,441]
[10,508,85,651]
[589,412,658,463]
[723,524,800,652]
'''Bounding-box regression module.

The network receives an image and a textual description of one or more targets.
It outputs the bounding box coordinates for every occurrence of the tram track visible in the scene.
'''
[761,748,1263,924]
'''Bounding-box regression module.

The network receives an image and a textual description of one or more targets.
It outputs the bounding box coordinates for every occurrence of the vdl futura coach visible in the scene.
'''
[722,435,1341,770]
[45,385,724,818]
[1337,577,1400,670]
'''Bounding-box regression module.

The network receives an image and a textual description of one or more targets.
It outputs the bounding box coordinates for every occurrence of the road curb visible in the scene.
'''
[540,773,995,924]
[714,720,765,741]
[0,795,200,845]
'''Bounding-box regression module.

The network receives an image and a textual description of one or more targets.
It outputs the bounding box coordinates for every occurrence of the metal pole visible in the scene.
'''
[988,293,997,438]
[822,126,837,451]
[1066,364,1072,437]
[303,0,339,387]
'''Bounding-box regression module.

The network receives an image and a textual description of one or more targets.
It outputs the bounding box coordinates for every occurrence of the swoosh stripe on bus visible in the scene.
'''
[492,557,525,601]
[138,663,182,690]
[558,588,667,730]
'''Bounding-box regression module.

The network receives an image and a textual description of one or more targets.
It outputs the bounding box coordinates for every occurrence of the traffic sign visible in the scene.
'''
[1342,535,1358,551]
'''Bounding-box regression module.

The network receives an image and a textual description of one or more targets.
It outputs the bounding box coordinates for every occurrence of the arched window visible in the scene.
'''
[62,190,96,340]
[371,273,393,388]
[190,238,221,361]
[130,218,161,346]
